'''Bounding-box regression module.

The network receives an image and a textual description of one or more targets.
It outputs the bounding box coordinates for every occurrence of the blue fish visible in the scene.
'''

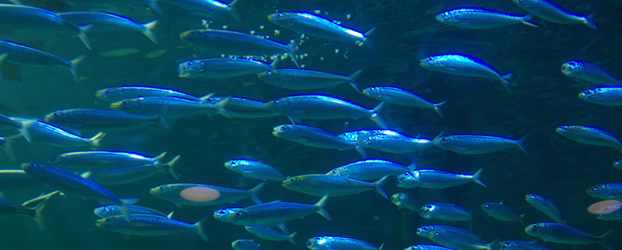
[436,8,538,29]
[525,193,562,223]
[96,86,207,102]
[224,159,285,181]
[158,0,239,20]
[362,86,445,117]
[58,11,158,44]
[44,108,166,130]
[512,0,597,29]
[419,203,472,222]
[95,214,209,242]
[20,162,135,220]
[306,236,380,250]
[268,12,374,46]
[94,205,168,218]
[258,69,361,91]
[562,61,621,85]
[213,196,331,226]
[586,183,622,201]
[420,54,512,93]
[0,40,82,81]
[579,87,622,106]
[179,57,274,79]
[265,95,385,128]
[525,223,611,248]
[15,119,105,148]
[232,239,260,250]
[556,125,622,149]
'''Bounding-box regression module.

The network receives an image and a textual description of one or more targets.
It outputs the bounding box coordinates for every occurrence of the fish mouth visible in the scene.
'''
[109,101,123,110]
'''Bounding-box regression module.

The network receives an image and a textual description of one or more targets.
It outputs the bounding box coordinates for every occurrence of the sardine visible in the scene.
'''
[512,0,597,29]
[436,8,538,29]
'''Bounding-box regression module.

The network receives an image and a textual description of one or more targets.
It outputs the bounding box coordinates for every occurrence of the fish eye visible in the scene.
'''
[592,186,601,192]
[234,211,246,218]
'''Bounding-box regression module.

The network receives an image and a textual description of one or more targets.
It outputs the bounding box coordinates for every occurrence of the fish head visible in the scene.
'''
[149,185,175,199]
[578,89,596,100]
[43,111,63,124]
[95,216,126,229]
[586,184,606,197]
[95,89,112,101]
[419,56,437,68]
[419,204,438,218]
[213,208,246,224]
[272,124,292,137]
[555,125,572,135]
[481,203,494,213]
[396,171,418,188]
[281,176,304,190]
[20,162,39,173]
[561,61,584,76]
[224,160,245,172]
[614,160,622,170]
[306,236,329,249]
[267,13,286,24]
[178,60,202,78]
[524,223,549,237]
[435,11,456,24]
[525,193,542,205]
[415,225,436,238]
[264,98,286,112]
[361,87,382,99]
[390,193,406,207]
[496,241,517,250]
[325,169,340,176]
[432,136,452,148]
[179,29,205,44]
[93,206,114,217]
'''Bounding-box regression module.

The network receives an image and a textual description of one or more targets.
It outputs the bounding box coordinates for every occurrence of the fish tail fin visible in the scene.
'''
[287,43,300,68]
[0,134,19,161]
[373,175,389,199]
[88,132,106,148]
[522,14,538,27]
[354,144,367,159]
[370,102,387,128]
[269,56,280,69]
[148,0,163,15]
[248,182,265,204]
[314,195,332,221]
[407,161,417,176]
[433,101,446,118]
[69,55,85,82]
[77,25,92,50]
[500,72,512,93]
[142,20,159,44]
[584,13,598,30]
[23,191,58,230]
[597,229,614,249]
[163,155,181,180]
[18,119,37,143]
[154,151,167,162]
[472,168,487,187]
[288,231,298,246]
[194,216,209,242]
[361,27,375,48]
[227,1,241,21]
[119,198,139,222]
[348,69,363,93]
[517,134,529,156]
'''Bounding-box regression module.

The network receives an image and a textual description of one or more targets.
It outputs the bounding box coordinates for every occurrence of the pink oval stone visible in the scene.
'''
[587,200,622,215]
[179,186,221,202]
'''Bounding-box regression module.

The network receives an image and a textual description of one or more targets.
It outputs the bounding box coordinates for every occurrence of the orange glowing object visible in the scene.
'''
[179,186,221,202]
[587,200,622,215]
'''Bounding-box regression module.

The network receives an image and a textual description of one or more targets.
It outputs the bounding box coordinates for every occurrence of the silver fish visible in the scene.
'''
[110,96,221,118]
[420,203,472,221]
[15,119,105,148]
[224,159,285,181]
[0,40,81,81]
[496,240,551,250]
[58,11,158,44]
[586,183,622,201]
[326,159,414,180]
[512,0,597,29]
[158,0,239,20]
[420,54,512,92]
[524,223,611,248]
[213,196,331,226]
[0,4,90,49]
[555,125,622,149]
[265,95,385,128]
[179,57,273,79]
[397,168,486,189]
[272,124,358,151]
[180,29,297,66]
[481,202,523,223]
[96,86,207,102]
[20,162,135,220]
[405,245,456,250]
[44,108,165,130]
[562,61,621,85]
[244,225,297,246]
[434,134,527,155]
[95,214,209,242]
[258,69,361,91]
[362,86,445,117]
[52,151,174,171]
[579,87,622,106]
[525,194,562,223]
[428,229,495,250]
[207,96,278,119]
[232,239,260,250]
[306,236,380,250]
[94,204,168,218]
[282,174,388,198]
[391,193,419,211]
[268,12,374,45]
[436,8,538,29]
[416,225,480,241]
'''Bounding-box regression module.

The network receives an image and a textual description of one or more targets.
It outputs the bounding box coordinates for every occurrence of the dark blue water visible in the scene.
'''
[0,0,621,249]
